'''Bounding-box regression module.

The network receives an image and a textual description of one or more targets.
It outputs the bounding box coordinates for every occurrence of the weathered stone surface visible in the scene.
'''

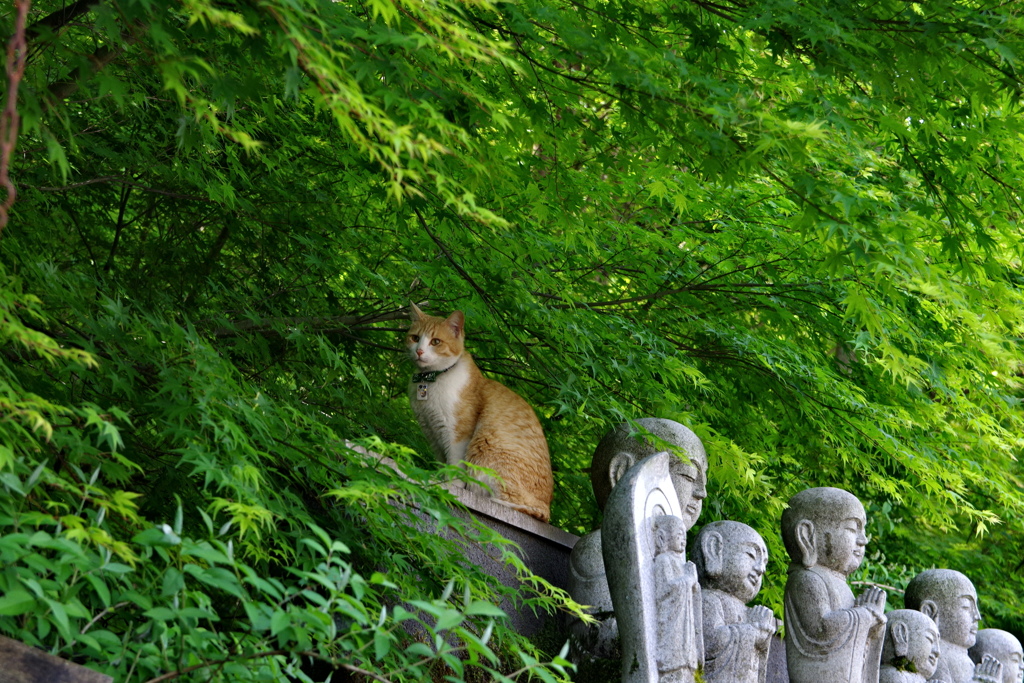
[878,609,941,683]
[0,636,112,683]
[970,629,1023,683]
[765,635,788,683]
[652,514,701,682]
[568,418,708,661]
[905,568,982,683]
[694,520,775,683]
[351,446,579,636]
[589,419,709,523]
[437,481,579,636]
[602,451,699,683]
[567,528,619,659]
[781,487,886,683]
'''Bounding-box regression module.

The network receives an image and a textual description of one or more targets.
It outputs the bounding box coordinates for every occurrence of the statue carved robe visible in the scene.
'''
[784,565,883,683]
[879,669,929,683]
[932,644,976,683]
[654,551,700,681]
[702,588,770,683]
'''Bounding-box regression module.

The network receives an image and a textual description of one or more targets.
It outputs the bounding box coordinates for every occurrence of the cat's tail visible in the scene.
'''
[492,498,550,524]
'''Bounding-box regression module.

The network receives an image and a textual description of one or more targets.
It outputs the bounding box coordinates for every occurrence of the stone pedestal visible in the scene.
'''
[0,636,112,683]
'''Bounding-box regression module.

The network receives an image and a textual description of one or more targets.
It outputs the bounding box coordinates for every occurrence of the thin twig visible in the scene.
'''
[210,307,418,338]
[80,600,131,634]
[35,176,216,203]
[851,579,905,594]
[411,206,492,308]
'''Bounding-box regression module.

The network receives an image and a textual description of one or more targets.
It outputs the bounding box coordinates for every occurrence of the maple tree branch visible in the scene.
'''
[0,0,31,233]
[211,307,421,338]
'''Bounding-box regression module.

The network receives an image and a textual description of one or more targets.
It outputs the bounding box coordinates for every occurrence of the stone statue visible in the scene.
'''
[567,529,619,659]
[602,450,703,683]
[905,569,984,683]
[568,418,708,659]
[653,515,701,682]
[693,520,775,683]
[781,487,887,683]
[970,630,1023,683]
[878,609,941,683]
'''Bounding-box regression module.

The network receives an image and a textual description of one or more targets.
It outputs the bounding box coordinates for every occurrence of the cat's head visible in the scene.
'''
[406,303,465,371]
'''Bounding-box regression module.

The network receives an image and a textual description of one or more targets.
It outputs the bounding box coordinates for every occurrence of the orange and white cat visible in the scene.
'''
[406,304,554,523]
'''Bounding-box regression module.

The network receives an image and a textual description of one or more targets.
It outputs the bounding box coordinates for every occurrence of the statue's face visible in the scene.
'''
[666,524,686,554]
[934,581,980,648]
[669,454,707,530]
[816,502,868,576]
[718,536,767,603]
[974,632,1024,683]
[1003,645,1024,683]
[908,622,942,679]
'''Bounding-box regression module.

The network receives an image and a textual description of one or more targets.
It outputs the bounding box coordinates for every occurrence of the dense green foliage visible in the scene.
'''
[3,0,1024,678]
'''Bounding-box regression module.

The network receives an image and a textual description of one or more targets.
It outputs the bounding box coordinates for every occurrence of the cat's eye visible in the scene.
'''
[410,335,419,342]
[430,338,441,346]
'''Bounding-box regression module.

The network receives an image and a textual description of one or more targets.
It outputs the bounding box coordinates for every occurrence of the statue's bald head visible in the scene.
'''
[590,419,708,527]
[970,629,1023,683]
[881,609,940,678]
[693,520,767,603]
[904,569,976,610]
[653,515,686,556]
[905,569,980,649]
[780,487,866,573]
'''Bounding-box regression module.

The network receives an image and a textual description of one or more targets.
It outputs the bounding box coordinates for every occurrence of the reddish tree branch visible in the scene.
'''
[0,0,31,233]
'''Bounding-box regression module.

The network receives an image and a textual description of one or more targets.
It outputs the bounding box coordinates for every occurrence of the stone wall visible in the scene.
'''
[0,636,112,683]
[436,483,579,636]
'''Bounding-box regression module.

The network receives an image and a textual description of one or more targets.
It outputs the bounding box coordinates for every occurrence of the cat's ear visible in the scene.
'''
[409,302,425,321]
[446,311,465,338]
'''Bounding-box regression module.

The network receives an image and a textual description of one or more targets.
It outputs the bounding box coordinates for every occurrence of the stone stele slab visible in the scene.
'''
[602,450,688,683]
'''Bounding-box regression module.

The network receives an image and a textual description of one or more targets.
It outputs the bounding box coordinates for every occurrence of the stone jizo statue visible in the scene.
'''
[878,609,941,683]
[589,419,709,531]
[568,418,708,659]
[693,520,775,683]
[602,450,703,683]
[653,515,701,682]
[781,487,886,683]
[905,569,984,683]
[970,630,1023,683]
[967,657,1009,683]
[567,529,619,659]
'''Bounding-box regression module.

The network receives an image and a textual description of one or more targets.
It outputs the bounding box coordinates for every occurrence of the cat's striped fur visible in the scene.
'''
[406,305,553,522]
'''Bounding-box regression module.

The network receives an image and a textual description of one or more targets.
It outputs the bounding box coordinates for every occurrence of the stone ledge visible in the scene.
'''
[344,443,579,635]
[441,481,579,550]
[343,442,578,550]
[0,636,112,683]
